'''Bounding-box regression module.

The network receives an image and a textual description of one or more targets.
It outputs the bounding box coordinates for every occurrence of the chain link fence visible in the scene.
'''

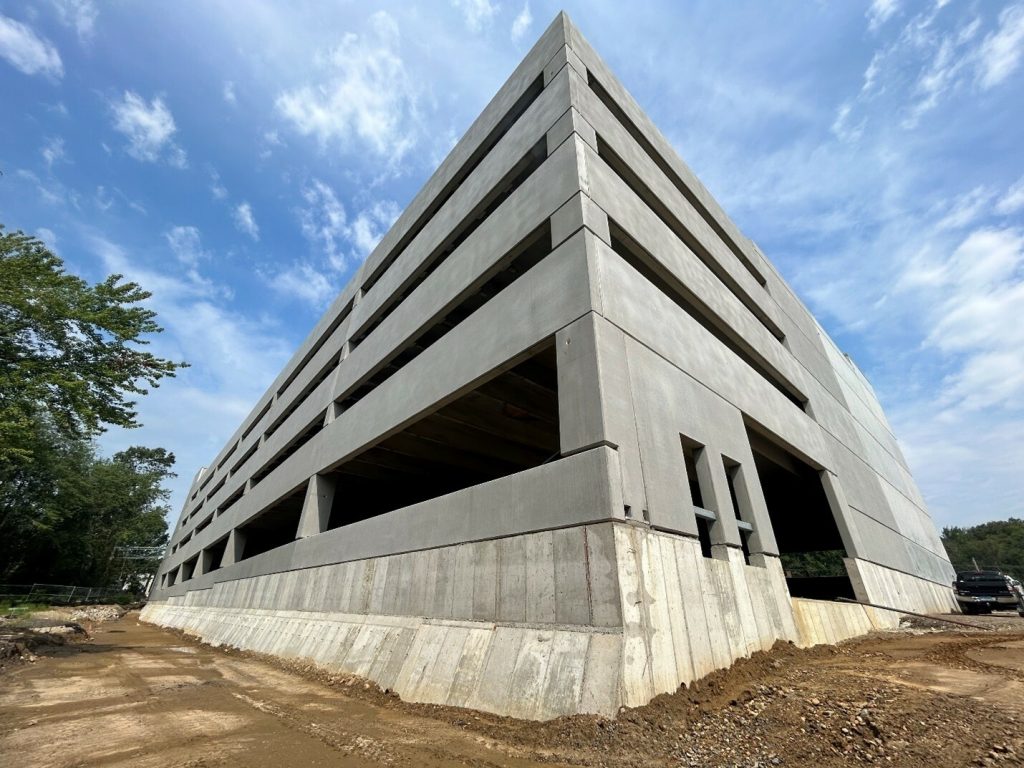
[0,583,138,606]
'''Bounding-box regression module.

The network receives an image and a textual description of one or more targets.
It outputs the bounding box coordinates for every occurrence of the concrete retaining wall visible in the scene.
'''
[791,597,902,647]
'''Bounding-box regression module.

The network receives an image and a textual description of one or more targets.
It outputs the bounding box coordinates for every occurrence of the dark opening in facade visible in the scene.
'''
[724,456,754,566]
[237,485,306,561]
[180,554,199,582]
[323,343,559,531]
[746,427,854,599]
[681,436,716,559]
[202,535,229,574]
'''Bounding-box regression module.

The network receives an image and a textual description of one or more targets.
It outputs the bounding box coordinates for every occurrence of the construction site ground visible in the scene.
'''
[1,609,1023,768]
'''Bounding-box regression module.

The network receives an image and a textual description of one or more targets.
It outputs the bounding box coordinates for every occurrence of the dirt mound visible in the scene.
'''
[31,604,127,623]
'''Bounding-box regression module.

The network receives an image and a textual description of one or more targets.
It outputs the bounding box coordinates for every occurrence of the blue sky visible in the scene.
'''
[1,0,1022,531]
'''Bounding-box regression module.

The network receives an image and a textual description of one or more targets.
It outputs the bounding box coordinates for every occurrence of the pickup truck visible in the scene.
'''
[952,570,1022,614]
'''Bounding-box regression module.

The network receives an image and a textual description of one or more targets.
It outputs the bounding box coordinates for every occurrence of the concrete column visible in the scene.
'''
[297,474,336,539]
[725,459,779,557]
[556,313,647,520]
[702,449,742,557]
[820,470,865,558]
[221,529,243,567]
[550,192,609,249]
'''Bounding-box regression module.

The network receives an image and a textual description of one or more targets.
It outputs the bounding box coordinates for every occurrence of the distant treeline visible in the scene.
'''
[942,518,1024,577]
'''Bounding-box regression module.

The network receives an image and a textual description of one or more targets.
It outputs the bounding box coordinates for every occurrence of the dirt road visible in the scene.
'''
[1,612,1023,767]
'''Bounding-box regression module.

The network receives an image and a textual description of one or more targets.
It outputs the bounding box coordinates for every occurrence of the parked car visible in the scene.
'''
[952,570,1020,614]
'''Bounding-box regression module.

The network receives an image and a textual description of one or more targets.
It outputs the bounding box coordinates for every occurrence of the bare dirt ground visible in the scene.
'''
[1,611,1023,768]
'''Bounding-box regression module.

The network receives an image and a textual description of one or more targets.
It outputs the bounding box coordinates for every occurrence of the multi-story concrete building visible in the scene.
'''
[144,13,957,719]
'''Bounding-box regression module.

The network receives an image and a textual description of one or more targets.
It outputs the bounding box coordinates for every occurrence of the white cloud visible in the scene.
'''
[52,0,97,43]
[996,176,1024,215]
[830,102,864,142]
[262,262,336,307]
[298,179,398,270]
[0,14,63,78]
[935,186,995,230]
[165,226,209,268]
[977,3,1024,89]
[109,90,187,167]
[94,184,113,212]
[233,201,259,241]
[36,227,57,248]
[222,80,236,105]
[41,136,66,168]
[208,167,228,200]
[275,11,420,162]
[346,199,400,259]
[453,0,497,32]
[867,0,899,32]
[511,2,532,42]
[16,169,65,206]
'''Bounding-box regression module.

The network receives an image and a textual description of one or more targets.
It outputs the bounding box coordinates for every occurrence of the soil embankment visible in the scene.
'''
[1,611,1022,767]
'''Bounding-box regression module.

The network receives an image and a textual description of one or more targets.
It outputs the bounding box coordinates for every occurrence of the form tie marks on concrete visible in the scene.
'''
[145,12,957,719]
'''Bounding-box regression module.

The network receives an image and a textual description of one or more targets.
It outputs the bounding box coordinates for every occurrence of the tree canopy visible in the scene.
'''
[942,518,1024,578]
[0,226,184,467]
[0,226,184,588]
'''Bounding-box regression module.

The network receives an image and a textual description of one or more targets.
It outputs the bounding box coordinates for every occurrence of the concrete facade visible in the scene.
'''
[144,13,957,719]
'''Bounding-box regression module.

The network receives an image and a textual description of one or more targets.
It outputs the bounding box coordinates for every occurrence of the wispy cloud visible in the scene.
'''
[867,0,900,32]
[298,179,397,270]
[52,0,98,44]
[109,90,187,167]
[165,225,209,268]
[0,14,63,79]
[232,201,259,241]
[263,262,336,307]
[453,0,497,32]
[511,2,532,42]
[222,80,236,105]
[996,176,1024,215]
[977,3,1024,89]
[275,11,420,164]
[41,136,66,168]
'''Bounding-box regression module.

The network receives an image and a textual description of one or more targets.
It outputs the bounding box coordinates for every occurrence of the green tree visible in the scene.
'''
[0,226,184,467]
[942,518,1024,578]
[0,226,184,586]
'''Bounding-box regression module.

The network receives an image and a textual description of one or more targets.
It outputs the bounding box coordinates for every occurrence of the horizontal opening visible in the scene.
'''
[324,344,559,530]
[237,485,306,561]
[216,442,237,473]
[266,360,337,438]
[609,221,806,410]
[251,409,327,488]
[230,441,259,477]
[240,398,274,442]
[205,476,225,501]
[587,72,767,288]
[337,219,552,415]
[276,298,353,398]
[361,73,545,294]
[166,565,179,586]
[352,138,549,349]
[217,485,244,517]
[195,512,214,534]
[596,136,782,342]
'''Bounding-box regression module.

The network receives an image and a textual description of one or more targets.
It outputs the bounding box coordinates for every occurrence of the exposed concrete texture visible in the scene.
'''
[146,12,956,719]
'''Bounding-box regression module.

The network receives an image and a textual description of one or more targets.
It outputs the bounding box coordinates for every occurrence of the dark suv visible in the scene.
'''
[953,570,1020,614]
